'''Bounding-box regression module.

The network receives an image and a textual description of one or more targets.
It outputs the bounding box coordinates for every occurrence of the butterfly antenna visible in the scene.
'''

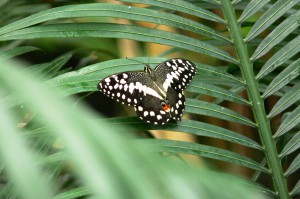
[126,57,150,67]
[147,43,152,66]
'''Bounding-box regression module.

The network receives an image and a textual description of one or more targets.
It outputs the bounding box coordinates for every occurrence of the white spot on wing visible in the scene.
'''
[167,74,173,83]
[120,79,126,84]
[114,83,119,89]
[138,106,143,111]
[144,111,149,117]
[129,82,135,94]
[163,73,174,91]
[150,111,155,116]
[178,67,184,72]
[171,72,179,79]
[124,84,128,91]
[157,115,162,120]
[136,82,143,92]
[160,110,166,115]
[163,80,170,92]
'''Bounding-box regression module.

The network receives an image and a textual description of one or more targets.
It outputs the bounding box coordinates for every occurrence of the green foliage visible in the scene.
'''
[0,0,299,198]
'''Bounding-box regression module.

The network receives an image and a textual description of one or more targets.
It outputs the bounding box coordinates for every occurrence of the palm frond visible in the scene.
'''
[0,0,299,198]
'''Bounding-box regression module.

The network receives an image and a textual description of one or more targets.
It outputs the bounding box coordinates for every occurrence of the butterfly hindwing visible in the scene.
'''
[134,87,185,125]
[98,72,150,106]
[154,58,197,92]
[134,94,171,125]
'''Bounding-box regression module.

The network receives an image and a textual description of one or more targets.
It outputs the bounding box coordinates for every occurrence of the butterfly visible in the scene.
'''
[98,58,197,125]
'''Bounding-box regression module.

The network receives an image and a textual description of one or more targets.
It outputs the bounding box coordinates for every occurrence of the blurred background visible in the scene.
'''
[1,0,299,196]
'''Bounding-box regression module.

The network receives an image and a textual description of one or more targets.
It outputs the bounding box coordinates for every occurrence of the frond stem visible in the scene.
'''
[220,0,290,198]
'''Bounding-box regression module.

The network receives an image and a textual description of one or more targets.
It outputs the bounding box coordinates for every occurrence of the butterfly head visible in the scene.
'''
[144,65,153,74]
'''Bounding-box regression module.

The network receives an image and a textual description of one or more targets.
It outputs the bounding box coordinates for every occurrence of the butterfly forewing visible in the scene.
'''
[98,72,150,106]
[154,58,197,92]
[167,88,185,121]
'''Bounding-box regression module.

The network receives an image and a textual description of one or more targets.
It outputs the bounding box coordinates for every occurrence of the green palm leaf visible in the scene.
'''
[119,0,224,22]
[186,98,255,126]
[0,4,229,43]
[252,9,300,60]
[280,131,300,158]
[138,139,269,172]
[245,0,300,41]
[268,83,300,118]
[108,117,262,149]
[0,59,268,199]
[0,46,40,60]
[0,23,236,63]
[0,103,55,199]
[256,35,300,79]
[262,58,300,98]
[0,0,299,198]
[274,106,300,138]
[285,153,300,176]
[238,0,271,23]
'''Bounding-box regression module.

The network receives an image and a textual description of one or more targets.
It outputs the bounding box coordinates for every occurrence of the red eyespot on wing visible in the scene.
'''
[162,104,170,111]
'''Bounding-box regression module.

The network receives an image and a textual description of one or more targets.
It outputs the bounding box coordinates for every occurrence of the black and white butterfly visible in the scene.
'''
[98,58,197,125]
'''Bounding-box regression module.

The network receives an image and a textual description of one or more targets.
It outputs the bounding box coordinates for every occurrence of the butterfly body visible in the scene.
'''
[98,58,196,125]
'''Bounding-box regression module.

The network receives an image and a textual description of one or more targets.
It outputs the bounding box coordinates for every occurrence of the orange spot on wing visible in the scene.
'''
[163,104,170,111]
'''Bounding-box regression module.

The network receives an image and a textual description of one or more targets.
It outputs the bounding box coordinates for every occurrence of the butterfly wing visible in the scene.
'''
[98,72,150,106]
[134,87,185,125]
[154,58,197,92]
[98,58,193,125]
[134,94,171,125]
[167,87,185,121]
